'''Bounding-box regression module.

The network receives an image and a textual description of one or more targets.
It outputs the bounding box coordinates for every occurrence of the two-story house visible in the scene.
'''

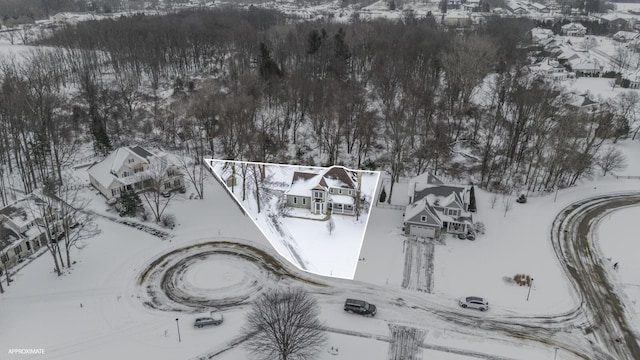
[284,166,359,216]
[0,194,63,269]
[88,146,183,200]
[403,173,473,238]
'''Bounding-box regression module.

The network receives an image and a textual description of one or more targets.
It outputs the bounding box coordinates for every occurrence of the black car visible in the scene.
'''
[344,298,377,317]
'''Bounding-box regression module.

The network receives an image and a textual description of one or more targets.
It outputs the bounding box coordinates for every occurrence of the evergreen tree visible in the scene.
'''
[379,186,387,203]
[468,185,477,213]
[118,189,142,217]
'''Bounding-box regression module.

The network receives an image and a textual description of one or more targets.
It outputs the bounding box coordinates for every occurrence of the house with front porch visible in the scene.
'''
[88,145,183,201]
[403,173,473,238]
[284,166,359,216]
[0,194,63,270]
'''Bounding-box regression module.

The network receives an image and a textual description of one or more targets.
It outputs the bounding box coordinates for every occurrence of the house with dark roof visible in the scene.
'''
[403,173,473,238]
[87,146,183,200]
[284,166,359,216]
[0,194,63,269]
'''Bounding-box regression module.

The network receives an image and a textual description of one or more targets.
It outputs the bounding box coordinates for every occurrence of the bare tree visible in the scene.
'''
[51,182,101,268]
[139,158,178,223]
[327,217,335,235]
[597,146,626,176]
[503,195,513,217]
[241,287,326,360]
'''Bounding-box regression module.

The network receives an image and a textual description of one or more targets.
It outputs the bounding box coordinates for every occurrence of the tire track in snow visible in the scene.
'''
[401,238,434,293]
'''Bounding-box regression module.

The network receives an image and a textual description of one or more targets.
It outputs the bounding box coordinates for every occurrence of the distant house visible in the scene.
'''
[0,194,63,269]
[87,146,183,200]
[613,31,640,43]
[569,57,602,77]
[566,92,600,112]
[284,166,359,216]
[529,2,549,13]
[403,173,472,239]
[561,23,587,37]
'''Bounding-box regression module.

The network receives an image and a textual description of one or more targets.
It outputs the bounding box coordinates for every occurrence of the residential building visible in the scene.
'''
[0,194,63,270]
[561,22,587,37]
[284,166,359,216]
[88,145,183,200]
[403,173,473,239]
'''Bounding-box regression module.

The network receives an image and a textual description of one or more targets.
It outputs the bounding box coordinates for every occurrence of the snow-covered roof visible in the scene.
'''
[0,222,20,253]
[285,166,357,197]
[329,194,354,205]
[87,146,155,189]
[404,198,442,226]
[0,194,45,230]
[285,172,323,197]
[562,22,586,31]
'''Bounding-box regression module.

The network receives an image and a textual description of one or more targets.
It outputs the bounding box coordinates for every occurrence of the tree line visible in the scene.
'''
[0,8,633,209]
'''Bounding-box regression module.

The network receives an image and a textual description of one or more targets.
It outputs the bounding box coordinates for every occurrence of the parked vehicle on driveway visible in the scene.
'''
[459,296,489,311]
[344,298,377,317]
[194,310,224,328]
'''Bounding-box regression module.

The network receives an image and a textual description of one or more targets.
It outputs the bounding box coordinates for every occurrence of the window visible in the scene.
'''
[128,158,134,163]
[447,209,458,216]
[293,197,298,204]
[111,188,120,197]
[164,182,170,189]
[302,198,306,205]
[348,190,352,195]
[313,191,323,199]
[126,185,133,191]
[167,169,175,176]
[329,188,333,193]
[339,189,342,194]
[134,168,142,174]
[420,215,427,222]
[14,244,22,255]
[0,253,8,263]
[174,179,180,187]
[123,171,129,177]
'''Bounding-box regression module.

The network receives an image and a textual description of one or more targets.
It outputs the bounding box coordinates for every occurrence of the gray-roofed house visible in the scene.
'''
[404,173,473,238]
[87,145,183,200]
[0,194,63,269]
[284,166,359,216]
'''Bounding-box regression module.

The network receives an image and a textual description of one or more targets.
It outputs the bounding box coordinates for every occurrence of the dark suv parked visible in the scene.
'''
[344,298,377,317]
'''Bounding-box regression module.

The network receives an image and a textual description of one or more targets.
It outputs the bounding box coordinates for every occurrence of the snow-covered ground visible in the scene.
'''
[205,160,380,279]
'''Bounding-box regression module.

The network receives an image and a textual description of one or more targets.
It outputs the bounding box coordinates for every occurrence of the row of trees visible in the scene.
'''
[1,8,635,216]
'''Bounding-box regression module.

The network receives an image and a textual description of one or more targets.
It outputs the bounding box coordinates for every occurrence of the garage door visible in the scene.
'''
[411,225,436,238]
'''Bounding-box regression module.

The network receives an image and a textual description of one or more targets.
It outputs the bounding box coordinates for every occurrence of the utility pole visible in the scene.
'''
[527,277,534,301]
[176,318,181,342]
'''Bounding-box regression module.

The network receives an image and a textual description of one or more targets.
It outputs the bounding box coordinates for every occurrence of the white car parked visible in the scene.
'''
[459,296,489,311]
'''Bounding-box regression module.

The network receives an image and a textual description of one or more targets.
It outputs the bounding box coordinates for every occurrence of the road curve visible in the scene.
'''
[551,193,640,360]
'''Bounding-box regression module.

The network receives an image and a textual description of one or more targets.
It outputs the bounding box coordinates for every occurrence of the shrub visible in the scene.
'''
[161,213,176,228]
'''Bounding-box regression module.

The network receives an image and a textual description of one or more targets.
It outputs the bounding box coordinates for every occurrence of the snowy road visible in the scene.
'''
[135,234,618,359]
[552,193,640,360]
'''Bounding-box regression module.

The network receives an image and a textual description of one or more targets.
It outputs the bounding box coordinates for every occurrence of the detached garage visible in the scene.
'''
[403,198,442,239]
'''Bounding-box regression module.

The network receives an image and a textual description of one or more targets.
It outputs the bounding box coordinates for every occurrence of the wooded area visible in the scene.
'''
[0,8,633,208]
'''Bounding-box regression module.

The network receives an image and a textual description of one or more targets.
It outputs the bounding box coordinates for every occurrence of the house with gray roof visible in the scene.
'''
[87,146,183,200]
[284,166,359,216]
[0,194,63,269]
[404,173,473,238]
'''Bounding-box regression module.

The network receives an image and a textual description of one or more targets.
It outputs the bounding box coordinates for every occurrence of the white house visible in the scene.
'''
[87,146,183,200]
[561,23,587,37]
